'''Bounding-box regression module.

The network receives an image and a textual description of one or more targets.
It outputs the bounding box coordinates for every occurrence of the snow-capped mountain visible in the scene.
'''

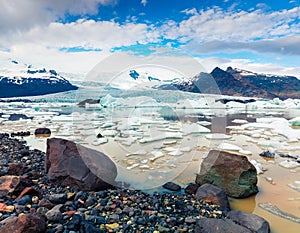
[159,67,300,99]
[0,60,78,98]
[96,66,184,90]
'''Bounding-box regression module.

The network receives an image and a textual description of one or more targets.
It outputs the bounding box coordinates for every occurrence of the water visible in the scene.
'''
[1,85,300,233]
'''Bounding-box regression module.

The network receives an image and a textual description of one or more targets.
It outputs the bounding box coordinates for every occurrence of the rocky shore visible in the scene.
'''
[0,133,270,233]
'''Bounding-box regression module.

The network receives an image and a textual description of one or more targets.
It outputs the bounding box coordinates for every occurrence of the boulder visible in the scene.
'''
[0,175,21,196]
[227,210,270,233]
[162,182,181,191]
[259,150,275,158]
[78,99,100,107]
[0,175,32,198]
[46,138,117,191]
[195,183,230,210]
[184,183,200,195]
[35,128,51,136]
[196,150,258,198]
[195,218,252,233]
[0,213,46,233]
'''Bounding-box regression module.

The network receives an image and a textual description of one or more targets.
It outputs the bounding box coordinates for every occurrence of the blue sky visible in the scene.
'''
[0,0,299,76]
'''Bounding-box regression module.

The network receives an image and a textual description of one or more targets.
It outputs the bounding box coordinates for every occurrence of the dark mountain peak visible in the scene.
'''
[211,67,225,74]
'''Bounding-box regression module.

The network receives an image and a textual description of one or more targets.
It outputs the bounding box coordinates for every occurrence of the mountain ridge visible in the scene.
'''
[0,61,78,98]
[160,66,300,99]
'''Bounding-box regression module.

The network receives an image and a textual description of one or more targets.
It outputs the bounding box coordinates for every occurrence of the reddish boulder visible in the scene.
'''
[0,175,32,198]
[0,213,46,233]
[46,138,117,191]
[195,183,230,210]
[196,150,258,198]
[0,175,21,196]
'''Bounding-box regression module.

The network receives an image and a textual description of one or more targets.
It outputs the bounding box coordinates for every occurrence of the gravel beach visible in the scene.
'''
[0,133,227,232]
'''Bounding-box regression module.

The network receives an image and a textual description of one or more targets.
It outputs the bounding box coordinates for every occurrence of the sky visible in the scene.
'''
[0,0,299,78]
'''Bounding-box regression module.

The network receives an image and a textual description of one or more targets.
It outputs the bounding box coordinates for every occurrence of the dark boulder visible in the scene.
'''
[227,210,270,233]
[0,213,46,233]
[46,138,117,191]
[78,99,100,107]
[196,150,258,198]
[195,183,230,210]
[184,183,200,195]
[35,128,51,136]
[162,182,181,191]
[195,218,252,233]
[8,114,33,121]
[259,150,275,158]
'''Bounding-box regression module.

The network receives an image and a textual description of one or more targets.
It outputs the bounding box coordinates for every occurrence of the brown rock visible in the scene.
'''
[195,183,230,210]
[17,187,41,199]
[46,138,117,191]
[0,175,20,196]
[227,210,270,233]
[196,150,258,198]
[0,213,46,233]
[184,183,200,195]
[8,163,30,176]
[195,218,252,233]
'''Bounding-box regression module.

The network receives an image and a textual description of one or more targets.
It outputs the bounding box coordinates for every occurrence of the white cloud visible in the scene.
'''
[0,0,118,33]
[186,35,300,55]
[161,7,300,42]
[0,19,159,51]
[0,4,299,76]
[141,0,147,7]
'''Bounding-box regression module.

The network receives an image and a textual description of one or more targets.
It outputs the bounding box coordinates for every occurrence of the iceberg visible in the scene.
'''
[100,94,118,107]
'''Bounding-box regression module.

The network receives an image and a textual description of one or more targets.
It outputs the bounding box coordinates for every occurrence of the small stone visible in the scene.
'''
[17,195,32,205]
[45,204,63,222]
[32,196,39,204]
[105,223,119,229]
[49,193,67,204]
[158,225,170,232]
[5,205,15,212]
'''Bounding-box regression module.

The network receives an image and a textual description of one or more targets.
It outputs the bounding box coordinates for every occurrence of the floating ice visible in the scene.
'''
[279,160,300,169]
[238,149,252,155]
[232,119,248,124]
[139,132,183,143]
[218,142,242,151]
[163,140,177,145]
[91,138,108,146]
[180,146,192,152]
[183,123,210,135]
[205,134,232,140]
[127,164,139,170]
[149,151,164,162]
[168,149,183,156]
[197,121,212,126]
[101,130,118,137]
[127,149,147,156]
[250,160,265,174]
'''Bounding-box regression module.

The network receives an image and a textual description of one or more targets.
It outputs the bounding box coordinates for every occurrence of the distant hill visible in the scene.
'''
[0,61,78,98]
[160,67,300,99]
